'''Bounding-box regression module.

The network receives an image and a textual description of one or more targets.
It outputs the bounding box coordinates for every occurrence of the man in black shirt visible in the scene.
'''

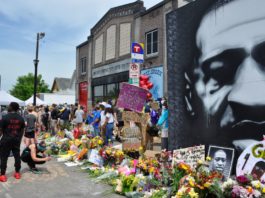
[0,102,25,182]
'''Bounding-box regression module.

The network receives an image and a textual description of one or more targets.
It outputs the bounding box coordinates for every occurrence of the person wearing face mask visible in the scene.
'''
[21,140,51,174]
[157,102,169,150]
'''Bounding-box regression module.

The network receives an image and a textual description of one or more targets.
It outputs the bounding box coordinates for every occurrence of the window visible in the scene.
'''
[80,57,87,74]
[107,83,117,96]
[94,85,103,97]
[146,29,158,56]
[119,23,131,56]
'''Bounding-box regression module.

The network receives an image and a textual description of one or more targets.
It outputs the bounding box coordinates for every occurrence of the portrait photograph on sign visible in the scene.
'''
[208,145,235,180]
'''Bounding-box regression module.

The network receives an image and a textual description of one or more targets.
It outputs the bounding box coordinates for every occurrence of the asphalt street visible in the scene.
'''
[0,157,122,198]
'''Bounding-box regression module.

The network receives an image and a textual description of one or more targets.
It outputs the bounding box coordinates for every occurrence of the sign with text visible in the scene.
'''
[117,83,148,113]
[141,66,163,99]
[129,62,140,86]
[131,42,144,60]
[172,145,205,169]
[236,141,265,180]
[88,149,103,167]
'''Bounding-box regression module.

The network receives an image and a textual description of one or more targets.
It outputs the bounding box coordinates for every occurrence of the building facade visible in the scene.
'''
[76,0,186,106]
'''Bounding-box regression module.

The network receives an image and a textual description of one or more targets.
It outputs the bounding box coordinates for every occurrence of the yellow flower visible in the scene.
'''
[188,188,199,198]
[206,156,212,161]
[197,160,203,165]
[97,139,103,145]
[149,167,155,173]
[204,182,211,188]
[262,187,265,193]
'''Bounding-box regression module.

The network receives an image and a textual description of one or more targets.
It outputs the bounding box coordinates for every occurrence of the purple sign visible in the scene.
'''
[117,83,148,112]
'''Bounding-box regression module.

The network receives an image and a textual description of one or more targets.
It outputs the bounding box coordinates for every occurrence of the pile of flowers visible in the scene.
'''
[99,146,125,166]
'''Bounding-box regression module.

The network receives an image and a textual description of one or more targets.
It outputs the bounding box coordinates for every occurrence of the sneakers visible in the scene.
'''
[13,172,21,179]
[0,175,7,182]
[30,168,41,174]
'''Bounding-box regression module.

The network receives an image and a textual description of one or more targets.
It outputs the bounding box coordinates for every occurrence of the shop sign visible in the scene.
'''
[131,42,144,61]
[92,59,130,78]
[236,141,265,180]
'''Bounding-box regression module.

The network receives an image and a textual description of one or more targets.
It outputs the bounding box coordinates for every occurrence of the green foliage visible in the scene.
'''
[10,73,50,100]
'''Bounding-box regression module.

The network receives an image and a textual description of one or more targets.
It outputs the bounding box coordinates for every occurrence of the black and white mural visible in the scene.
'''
[167,0,265,152]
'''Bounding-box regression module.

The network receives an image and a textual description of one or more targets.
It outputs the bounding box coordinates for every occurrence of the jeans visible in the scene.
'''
[105,123,114,145]
[93,127,100,137]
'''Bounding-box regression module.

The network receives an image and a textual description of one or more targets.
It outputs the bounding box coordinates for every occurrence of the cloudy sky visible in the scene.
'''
[0,0,161,92]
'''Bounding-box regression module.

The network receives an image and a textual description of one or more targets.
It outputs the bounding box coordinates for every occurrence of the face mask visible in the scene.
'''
[37,144,46,152]
[161,100,165,104]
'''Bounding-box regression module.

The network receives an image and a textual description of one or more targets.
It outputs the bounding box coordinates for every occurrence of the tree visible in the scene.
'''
[10,73,50,100]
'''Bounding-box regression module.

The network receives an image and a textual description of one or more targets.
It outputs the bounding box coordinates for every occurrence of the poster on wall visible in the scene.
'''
[79,82,88,112]
[141,66,163,100]
[236,141,265,180]
[166,0,265,152]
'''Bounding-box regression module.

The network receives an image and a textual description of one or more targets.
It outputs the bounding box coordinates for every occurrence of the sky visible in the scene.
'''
[0,0,162,92]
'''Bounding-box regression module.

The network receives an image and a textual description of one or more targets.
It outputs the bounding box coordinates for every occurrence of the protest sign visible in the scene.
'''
[88,149,103,167]
[236,141,265,180]
[172,145,205,169]
[116,83,148,113]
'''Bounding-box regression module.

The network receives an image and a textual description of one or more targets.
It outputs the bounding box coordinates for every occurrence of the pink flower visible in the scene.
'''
[236,175,250,184]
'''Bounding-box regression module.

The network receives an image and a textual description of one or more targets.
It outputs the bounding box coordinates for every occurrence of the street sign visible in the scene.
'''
[131,42,144,60]
[129,63,140,78]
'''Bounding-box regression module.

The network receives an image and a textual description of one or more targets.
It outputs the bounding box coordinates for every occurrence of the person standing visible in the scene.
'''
[103,105,114,145]
[157,102,169,150]
[24,106,37,146]
[0,102,25,182]
[90,106,101,137]
[74,105,84,130]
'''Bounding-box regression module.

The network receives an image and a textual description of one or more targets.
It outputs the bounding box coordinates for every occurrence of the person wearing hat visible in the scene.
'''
[0,102,25,182]
[21,140,51,174]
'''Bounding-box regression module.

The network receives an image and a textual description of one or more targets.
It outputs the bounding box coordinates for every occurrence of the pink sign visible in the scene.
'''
[116,83,148,112]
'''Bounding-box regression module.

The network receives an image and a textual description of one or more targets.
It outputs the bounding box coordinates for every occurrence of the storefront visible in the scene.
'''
[91,59,130,103]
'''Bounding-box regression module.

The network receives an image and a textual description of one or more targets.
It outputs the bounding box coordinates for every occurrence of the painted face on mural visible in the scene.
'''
[193,0,265,139]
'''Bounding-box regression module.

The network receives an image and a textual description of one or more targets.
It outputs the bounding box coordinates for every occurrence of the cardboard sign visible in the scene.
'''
[172,145,205,169]
[236,141,265,180]
[116,83,148,113]
[122,111,149,124]
[88,149,103,167]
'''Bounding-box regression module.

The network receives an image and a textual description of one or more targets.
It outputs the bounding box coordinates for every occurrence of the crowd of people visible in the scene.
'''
[0,98,168,183]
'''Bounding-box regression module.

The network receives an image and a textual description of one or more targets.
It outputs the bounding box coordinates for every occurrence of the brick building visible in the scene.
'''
[76,0,190,108]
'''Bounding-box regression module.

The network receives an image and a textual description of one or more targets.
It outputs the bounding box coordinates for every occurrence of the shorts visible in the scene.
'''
[24,131,35,139]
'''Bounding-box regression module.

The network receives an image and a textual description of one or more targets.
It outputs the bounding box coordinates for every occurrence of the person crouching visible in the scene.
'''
[21,140,51,173]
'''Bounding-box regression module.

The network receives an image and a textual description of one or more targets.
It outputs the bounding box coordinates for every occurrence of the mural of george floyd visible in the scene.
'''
[166,0,265,152]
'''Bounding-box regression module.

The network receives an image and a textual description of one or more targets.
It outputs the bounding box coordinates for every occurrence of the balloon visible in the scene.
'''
[147,92,152,99]
[140,75,149,81]
[142,85,148,90]
[140,80,145,86]
[147,82,153,89]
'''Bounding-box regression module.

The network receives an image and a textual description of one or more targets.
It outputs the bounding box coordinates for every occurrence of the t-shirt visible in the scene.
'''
[60,108,71,121]
[100,111,106,126]
[0,112,25,141]
[92,110,101,129]
[106,113,114,123]
[25,114,37,132]
[75,109,84,124]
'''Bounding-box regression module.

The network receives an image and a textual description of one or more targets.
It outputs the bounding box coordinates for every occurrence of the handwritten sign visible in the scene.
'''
[236,141,265,180]
[172,145,205,169]
[88,149,103,167]
[122,111,149,124]
[116,83,148,113]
